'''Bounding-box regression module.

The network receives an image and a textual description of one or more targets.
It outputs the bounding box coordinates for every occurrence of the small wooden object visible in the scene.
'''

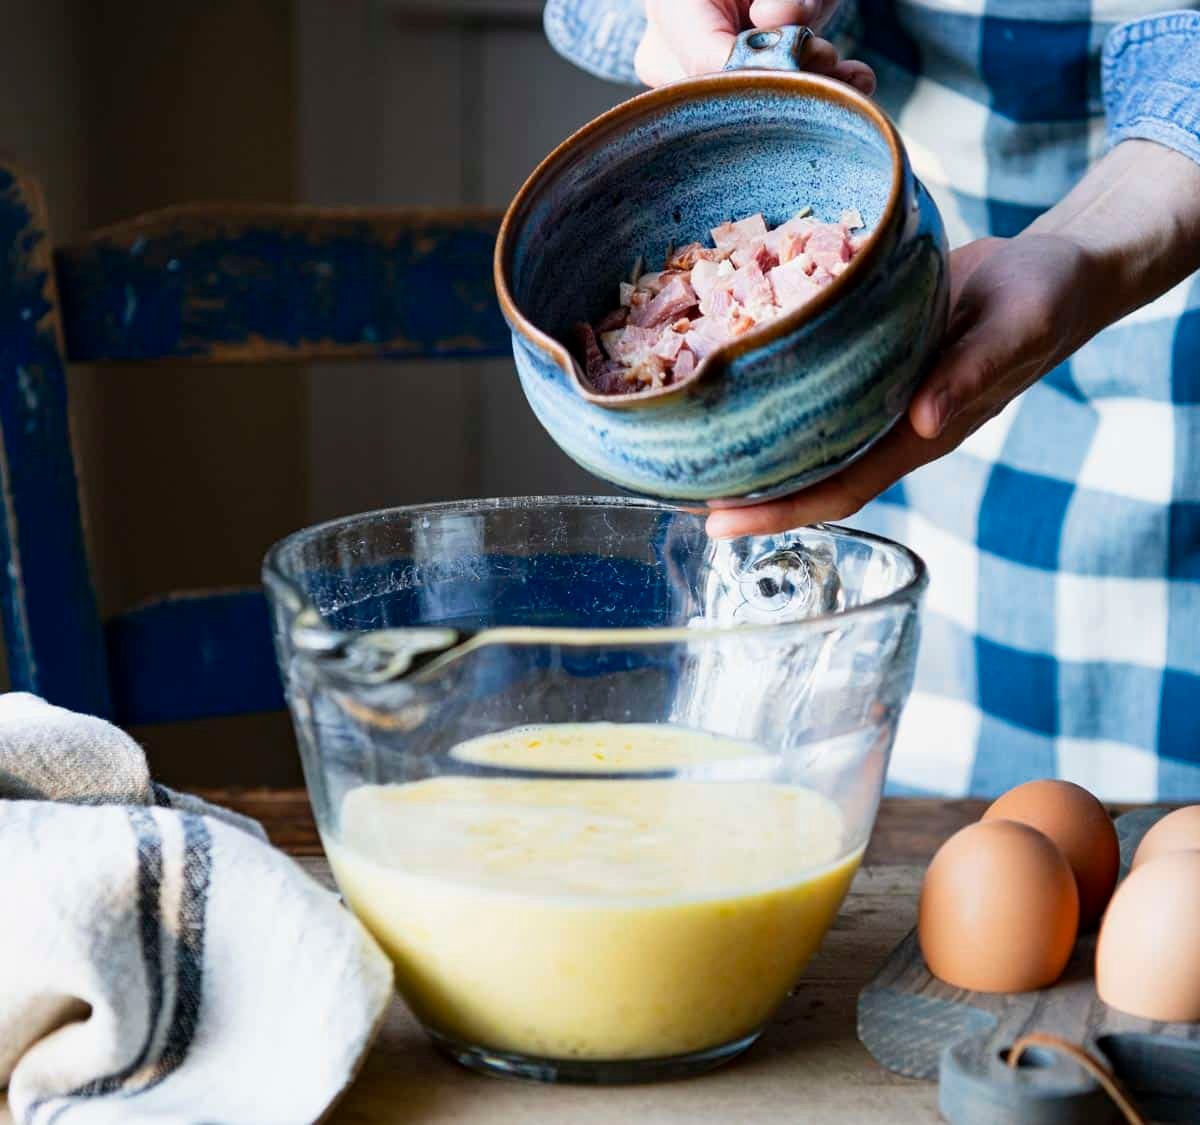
[858,808,1200,1124]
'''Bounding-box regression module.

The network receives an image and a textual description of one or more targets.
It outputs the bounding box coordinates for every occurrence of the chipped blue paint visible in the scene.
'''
[55,212,510,362]
[0,165,111,716]
[106,590,282,724]
[0,179,508,727]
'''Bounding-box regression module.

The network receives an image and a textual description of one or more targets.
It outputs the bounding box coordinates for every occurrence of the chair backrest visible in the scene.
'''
[0,158,507,726]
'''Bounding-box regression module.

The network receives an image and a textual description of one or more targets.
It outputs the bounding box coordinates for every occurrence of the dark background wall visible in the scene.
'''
[0,0,626,787]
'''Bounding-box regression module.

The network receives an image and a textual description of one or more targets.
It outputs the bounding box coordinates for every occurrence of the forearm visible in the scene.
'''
[1027,139,1200,332]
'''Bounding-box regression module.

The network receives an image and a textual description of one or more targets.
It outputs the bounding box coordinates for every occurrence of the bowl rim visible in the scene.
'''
[263,496,929,652]
[493,70,908,410]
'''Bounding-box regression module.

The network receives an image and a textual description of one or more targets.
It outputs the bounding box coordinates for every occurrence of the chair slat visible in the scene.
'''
[55,205,512,364]
[106,588,283,725]
[0,167,111,715]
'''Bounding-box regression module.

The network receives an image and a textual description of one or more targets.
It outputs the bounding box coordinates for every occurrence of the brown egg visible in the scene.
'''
[1131,806,1200,870]
[983,779,1118,927]
[919,819,1079,993]
[1097,850,1200,1021]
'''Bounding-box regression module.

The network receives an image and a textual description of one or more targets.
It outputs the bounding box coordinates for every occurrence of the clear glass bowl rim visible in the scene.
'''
[262,495,928,648]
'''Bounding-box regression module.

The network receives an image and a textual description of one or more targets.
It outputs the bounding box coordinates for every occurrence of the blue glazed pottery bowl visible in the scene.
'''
[494,27,949,505]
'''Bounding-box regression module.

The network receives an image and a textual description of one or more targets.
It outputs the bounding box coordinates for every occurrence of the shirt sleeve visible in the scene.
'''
[543,0,646,86]
[1103,10,1200,168]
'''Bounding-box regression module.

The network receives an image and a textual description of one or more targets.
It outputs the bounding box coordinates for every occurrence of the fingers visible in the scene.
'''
[831,59,876,95]
[705,420,941,538]
[634,23,688,86]
[801,40,875,94]
[748,0,821,28]
[645,0,740,77]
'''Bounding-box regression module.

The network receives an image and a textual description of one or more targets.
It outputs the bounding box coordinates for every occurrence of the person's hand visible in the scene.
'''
[705,139,1200,540]
[635,0,875,94]
[705,233,1098,538]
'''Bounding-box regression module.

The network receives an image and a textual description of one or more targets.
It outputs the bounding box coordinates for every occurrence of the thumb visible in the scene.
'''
[646,0,741,75]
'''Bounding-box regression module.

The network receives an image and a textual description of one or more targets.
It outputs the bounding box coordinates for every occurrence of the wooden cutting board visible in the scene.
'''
[858,808,1200,1124]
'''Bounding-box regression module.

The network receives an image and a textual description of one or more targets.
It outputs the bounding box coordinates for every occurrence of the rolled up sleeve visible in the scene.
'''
[1104,10,1200,167]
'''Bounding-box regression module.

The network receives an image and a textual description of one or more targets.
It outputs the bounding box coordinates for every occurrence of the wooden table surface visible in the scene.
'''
[3,795,995,1124]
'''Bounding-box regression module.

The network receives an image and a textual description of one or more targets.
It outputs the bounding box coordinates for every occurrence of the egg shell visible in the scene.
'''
[1131,805,1200,870]
[1097,849,1200,1021]
[983,779,1118,928]
[919,819,1079,993]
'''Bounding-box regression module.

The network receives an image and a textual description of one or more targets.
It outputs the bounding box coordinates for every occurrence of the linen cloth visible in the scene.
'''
[544,0,1200,800]
[0,693,393,1125]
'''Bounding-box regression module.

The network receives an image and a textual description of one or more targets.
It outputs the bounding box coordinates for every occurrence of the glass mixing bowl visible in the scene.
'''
[264,497,926,1084]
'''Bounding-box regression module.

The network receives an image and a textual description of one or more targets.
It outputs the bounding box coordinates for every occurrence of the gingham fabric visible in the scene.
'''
[545,2,1200,800]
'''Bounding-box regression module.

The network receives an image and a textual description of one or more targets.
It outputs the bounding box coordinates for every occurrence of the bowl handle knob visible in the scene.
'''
[723,25,814,73]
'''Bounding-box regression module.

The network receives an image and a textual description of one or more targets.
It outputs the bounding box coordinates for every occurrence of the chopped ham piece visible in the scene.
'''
[575,207,870,395]
[731,239,780,273]
[729,260,774,311]
[769,232,809,265]
[654,330,685,361]
[691,258,735,305]
[807,225,852,273]
[667,242,729,270]
[730,310,758,336]
[769,256,822,313]
[636,270,673,294]
[674,348,696,380]
[628,275,699,330]
[700,284,736,320]
[685,316,732,360]
[575,322,628,394]
[711,213,768,251]
[601,324,660,366]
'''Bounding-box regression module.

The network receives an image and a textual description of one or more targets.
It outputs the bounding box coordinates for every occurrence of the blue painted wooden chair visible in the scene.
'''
[0,159,507,726]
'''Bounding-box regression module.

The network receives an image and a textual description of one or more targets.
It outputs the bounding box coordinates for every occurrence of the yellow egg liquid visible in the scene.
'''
[325,724,861,1062]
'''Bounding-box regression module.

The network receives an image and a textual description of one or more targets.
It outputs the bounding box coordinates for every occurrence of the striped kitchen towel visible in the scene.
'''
[0,693,393,1125]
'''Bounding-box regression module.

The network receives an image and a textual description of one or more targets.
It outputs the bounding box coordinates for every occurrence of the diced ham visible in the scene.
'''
[768,257,822,313]
[653,328,685,361]
[625,353,669,388]
[711,213,768,251]
[731,239,780,273]
[628,275,699,330]
[577,206,869,395]
[674,348,696,380]
[730,310,758,336]
[685,316,733,360]
[601,324,660,366]
[769,232,809,265]
[637,270,674,294]
[575,322,629,394]
[700,284,735,319]
[690,258,723,301]
[807,224,852,273]
[576,322,604,377]
[729,260,774,311]
[667,242,729,270]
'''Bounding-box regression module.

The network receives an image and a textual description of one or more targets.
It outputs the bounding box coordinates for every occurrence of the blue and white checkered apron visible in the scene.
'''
[545,1,1200,799]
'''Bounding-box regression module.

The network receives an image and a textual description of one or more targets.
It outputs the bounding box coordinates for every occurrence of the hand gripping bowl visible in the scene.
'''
[494,26,949,505]
[265,497,927,1083]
